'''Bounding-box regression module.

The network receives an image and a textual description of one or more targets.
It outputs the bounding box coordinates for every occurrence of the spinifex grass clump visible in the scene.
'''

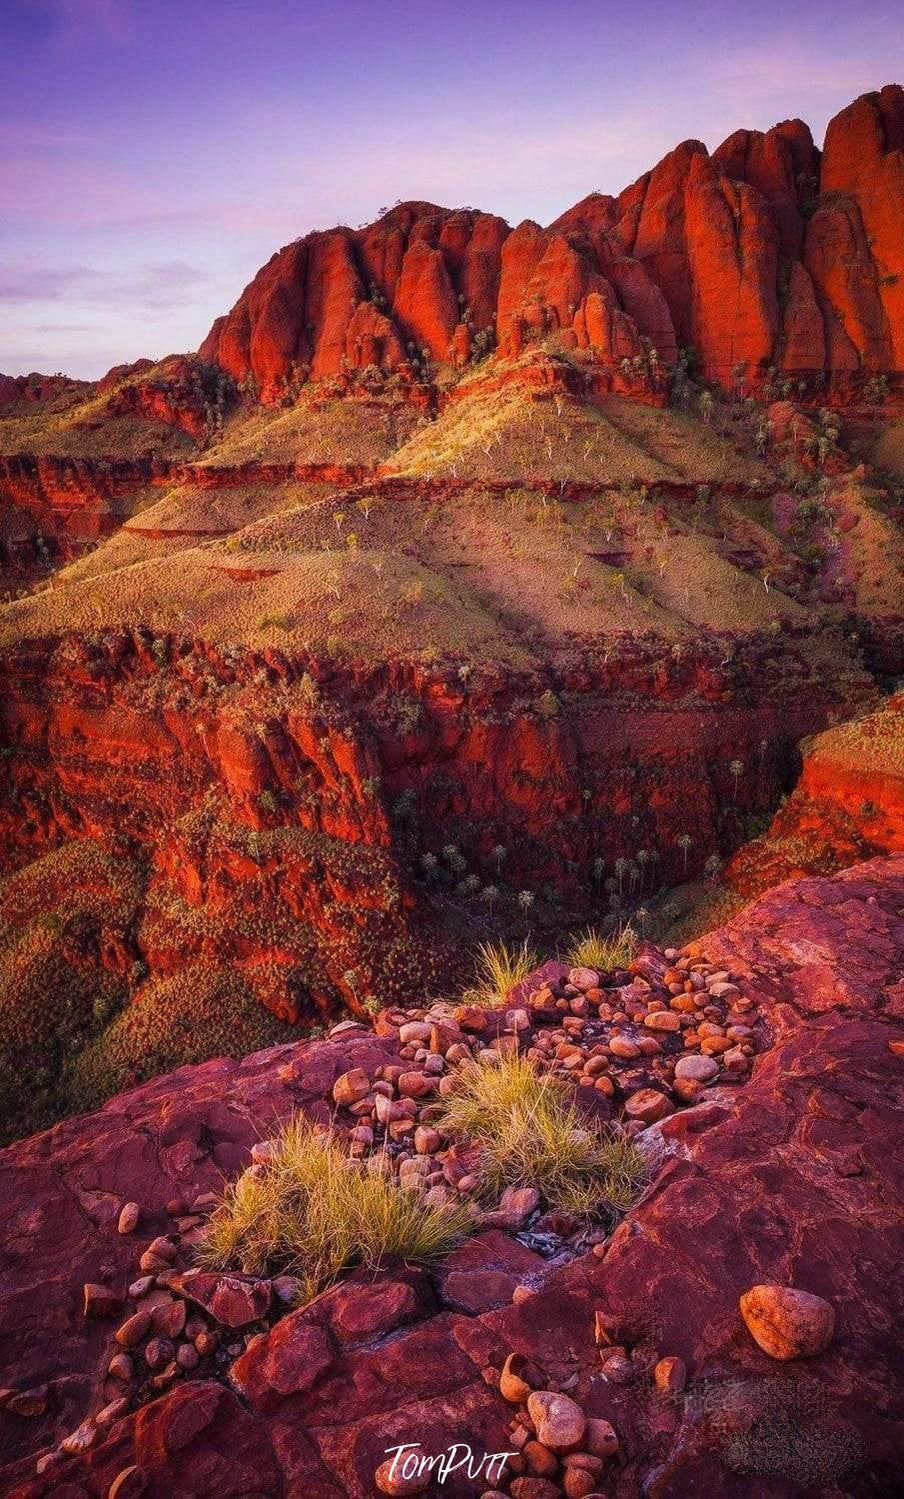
[439,1052,646,1220]
[200,1116,474,1302]
[566,924,637,972]
[469,938,539,1005]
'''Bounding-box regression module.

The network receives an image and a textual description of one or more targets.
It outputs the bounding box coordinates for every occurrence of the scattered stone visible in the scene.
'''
[128,1275,155,1299]
[175,1270,271,1327]
[624,1089,673,1124]
[61,1419,96,1455]
[374,1456,431,1495]
[654,1354,687,1394]
[483,1183,541,1230]
[2,1384,49,1417]
[332,1068,370,1107]
[709,981,740,1000]
[83,1282,123,1320]
[143,1337,175,1372]
[584,1417,618,1458]
[398,1021,432,1045]
[117,1202,140,1235]
[673,1055,720,1083]
[115,1309,153,1348]
[108,1466,148,1499]
[145,1235,177,1261]
[152,1298,186,1338]
[740,1284,835,1359]
[608,1035,641,1060]
[526,1390,586,1450]
[600,1352,634,1383]
[523,1439,557,1477]
[398,1070,434,1098]
[509,1476,560,1499]
[562,1451,604,1498]
[108,1353,133,1383]
[500,1351,535,1403]
[95,1396,129,1428]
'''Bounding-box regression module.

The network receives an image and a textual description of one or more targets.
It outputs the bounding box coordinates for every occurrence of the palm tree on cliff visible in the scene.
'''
[730,759,745,803]
[677,832,693,875]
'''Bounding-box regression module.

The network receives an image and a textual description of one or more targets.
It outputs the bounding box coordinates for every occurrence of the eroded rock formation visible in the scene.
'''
[200,88,904,398]
[727,691,904,896]
[0,622,876,1025]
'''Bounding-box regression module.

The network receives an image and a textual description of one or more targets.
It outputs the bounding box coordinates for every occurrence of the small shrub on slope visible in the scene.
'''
[566,924,637,972]
[468,938,539,1005]
[200,1115,473,1301]
[66,964,296,1112]
[439,1051,646,1220]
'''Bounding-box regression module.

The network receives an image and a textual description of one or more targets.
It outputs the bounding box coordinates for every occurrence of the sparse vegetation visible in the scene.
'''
[469,938,539,1005]
[200,1114,473,1300]
[566,924,637,971]
[438,1052,647,1218]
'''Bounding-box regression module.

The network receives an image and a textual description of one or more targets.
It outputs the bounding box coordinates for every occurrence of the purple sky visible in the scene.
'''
[2,0,902,380]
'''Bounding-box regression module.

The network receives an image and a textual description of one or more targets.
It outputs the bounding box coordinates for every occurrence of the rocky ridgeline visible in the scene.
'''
[201,87,904,399]
[0,855,903,1496]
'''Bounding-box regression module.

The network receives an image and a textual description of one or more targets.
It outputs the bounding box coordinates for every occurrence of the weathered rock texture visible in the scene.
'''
[0,623,874,1021]
[201,88,904,398]
[728,691,904,896]
[0,855,902,1496]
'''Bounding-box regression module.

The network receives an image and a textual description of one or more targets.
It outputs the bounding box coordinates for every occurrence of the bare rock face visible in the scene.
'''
[0,856,903,1496]
[819,84,904,369]
[727,691,904,897]
[199,87,904,398]
[713,118,818,260]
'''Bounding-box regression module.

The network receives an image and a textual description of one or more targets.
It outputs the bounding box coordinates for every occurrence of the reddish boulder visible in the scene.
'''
[230,1313,334,1408]
[174,1270,271,1327]
[739,1284,836,1359]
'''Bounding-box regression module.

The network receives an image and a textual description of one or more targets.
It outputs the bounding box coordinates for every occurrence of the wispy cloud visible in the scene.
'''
[0,258,210,309]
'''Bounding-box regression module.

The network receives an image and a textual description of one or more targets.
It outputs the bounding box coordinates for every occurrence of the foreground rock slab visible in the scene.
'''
[0,855,902,1497]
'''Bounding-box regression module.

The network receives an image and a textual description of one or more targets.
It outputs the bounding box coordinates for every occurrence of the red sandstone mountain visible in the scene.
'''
[1,83,904,1499]
[1,81,903,1151]
[201,86,904,399]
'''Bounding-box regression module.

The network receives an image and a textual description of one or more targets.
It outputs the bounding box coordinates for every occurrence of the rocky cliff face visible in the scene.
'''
[0,855,902,1497]
[201,88,904,400]
[0,621,875,1037]
[727,691,904,896]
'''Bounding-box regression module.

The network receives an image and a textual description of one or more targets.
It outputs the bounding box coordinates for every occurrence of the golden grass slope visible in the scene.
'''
[386,371,770,487]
